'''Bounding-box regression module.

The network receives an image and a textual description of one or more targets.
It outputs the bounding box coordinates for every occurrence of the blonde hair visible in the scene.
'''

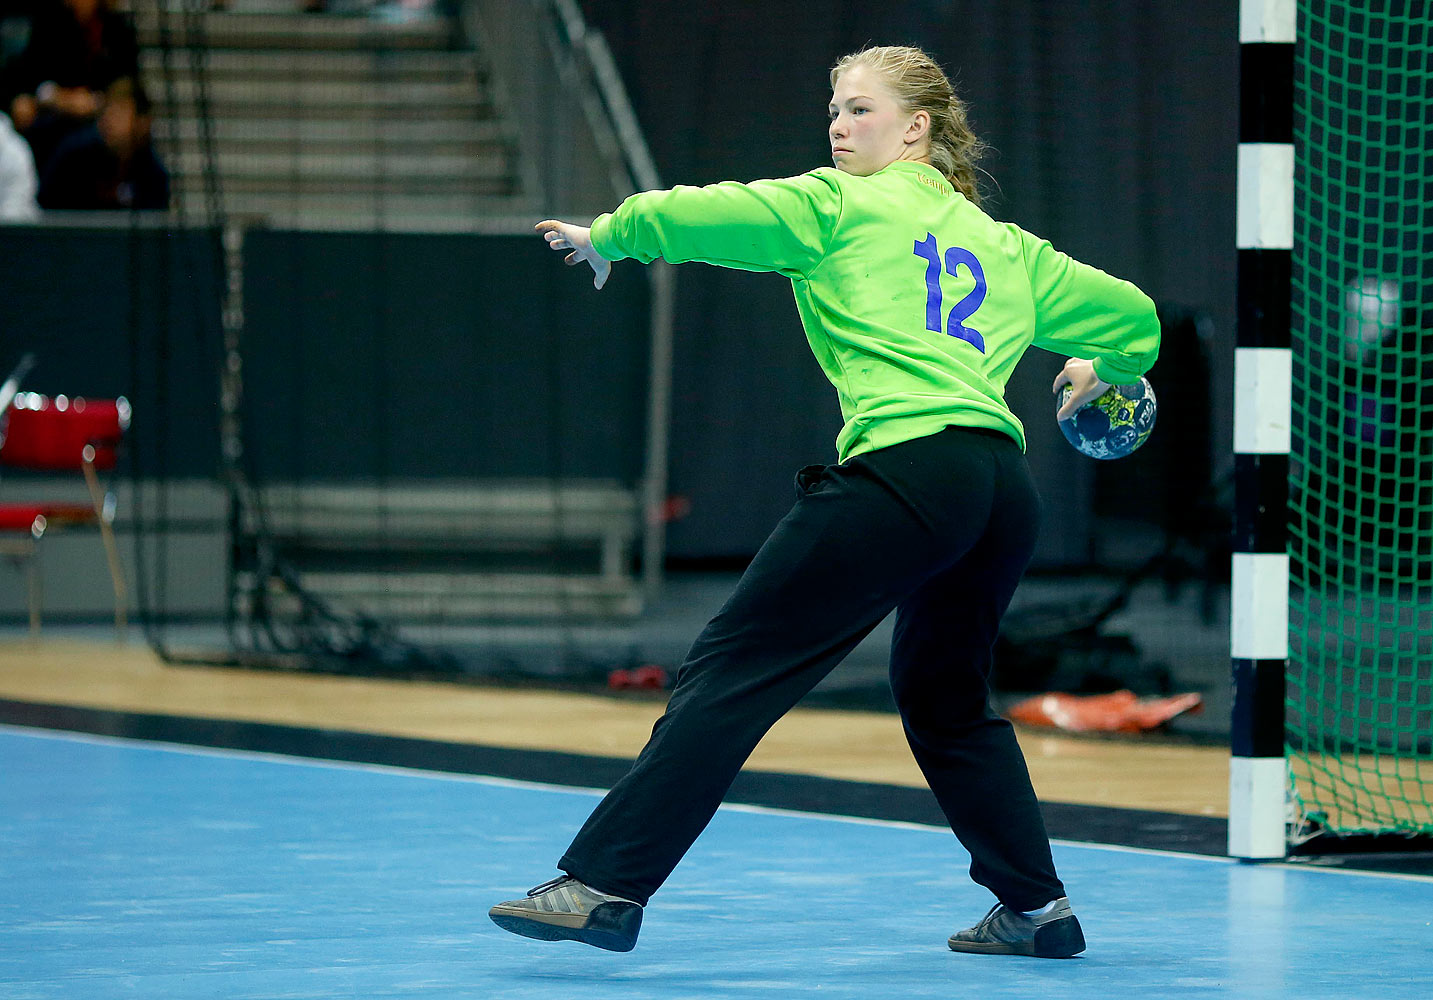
[830,45,986,206]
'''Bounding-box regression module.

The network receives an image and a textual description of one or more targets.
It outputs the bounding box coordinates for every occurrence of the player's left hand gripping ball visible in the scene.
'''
[1056,377,1157,460]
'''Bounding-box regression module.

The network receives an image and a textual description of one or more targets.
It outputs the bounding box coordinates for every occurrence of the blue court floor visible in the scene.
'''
[2,725,1429,1000]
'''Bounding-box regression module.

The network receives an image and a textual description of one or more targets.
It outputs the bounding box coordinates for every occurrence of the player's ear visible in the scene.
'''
[906,109,931,144]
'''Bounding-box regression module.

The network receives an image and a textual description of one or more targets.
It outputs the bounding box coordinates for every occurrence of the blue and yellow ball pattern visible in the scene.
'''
[1056,376,1157,460]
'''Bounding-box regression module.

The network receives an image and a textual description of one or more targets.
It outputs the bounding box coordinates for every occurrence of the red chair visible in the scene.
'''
[0,393,131,635]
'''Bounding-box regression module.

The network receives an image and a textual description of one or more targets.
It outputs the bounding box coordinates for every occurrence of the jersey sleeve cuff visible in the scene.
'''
[1092,356,1147,385]
[589,213,623,261]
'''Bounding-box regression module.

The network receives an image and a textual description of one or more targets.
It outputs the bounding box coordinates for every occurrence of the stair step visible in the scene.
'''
[155,137,505,162]
[179,191,540,230]
[147,76,489,110]
[153,102,494,125]
[171,172,517,196]
[164,149,512,181]
[134,11,456,51]
[140,47,482,82]
[237,571,643,620]
[153,116,509,147]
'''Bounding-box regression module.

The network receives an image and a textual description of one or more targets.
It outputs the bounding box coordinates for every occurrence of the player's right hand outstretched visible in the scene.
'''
[536,220,612,290]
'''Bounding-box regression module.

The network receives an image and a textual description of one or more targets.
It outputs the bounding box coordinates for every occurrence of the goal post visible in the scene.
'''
[1232,0,1433,859]
[1231,0,1296,860]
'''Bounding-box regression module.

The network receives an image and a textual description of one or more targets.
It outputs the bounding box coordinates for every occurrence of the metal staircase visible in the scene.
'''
[113,2,674,631]
[136,9,536,230]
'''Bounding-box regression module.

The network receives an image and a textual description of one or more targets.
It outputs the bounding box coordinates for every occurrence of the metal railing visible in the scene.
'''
[461,0,674,601]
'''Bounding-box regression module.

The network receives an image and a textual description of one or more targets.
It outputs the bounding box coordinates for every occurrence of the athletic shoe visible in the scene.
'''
[488,875,643,952]
[947,897,1086,958]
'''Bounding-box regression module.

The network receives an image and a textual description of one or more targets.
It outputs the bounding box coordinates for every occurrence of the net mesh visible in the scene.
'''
[1288,0,1433,837]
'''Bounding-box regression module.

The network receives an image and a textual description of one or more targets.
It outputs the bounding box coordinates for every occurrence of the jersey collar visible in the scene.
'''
[880,160,956,195]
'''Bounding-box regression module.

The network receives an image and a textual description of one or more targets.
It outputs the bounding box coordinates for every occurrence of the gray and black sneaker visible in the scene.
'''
[489,875,643,952]
[948,897,1086,958]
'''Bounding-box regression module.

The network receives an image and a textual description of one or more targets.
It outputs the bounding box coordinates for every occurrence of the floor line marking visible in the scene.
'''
[5,722,1430,884]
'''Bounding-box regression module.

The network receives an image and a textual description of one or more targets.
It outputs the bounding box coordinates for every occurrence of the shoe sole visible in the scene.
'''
[948,915,1086,958]
[489,901,642,953]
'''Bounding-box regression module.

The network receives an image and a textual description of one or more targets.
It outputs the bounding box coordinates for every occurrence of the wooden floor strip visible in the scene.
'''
[0,638,1229,818]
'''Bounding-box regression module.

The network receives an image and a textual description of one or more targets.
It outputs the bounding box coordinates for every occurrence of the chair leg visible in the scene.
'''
[27,549,40,638]
[99,518,127,634]
[0,539,40,636]
[83,459,128,636]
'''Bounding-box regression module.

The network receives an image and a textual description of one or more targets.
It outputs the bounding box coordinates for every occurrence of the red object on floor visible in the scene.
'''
[660,495,692,523]
[1006,689,1204,733]
[608,665,669,691]
[630,665,668,689]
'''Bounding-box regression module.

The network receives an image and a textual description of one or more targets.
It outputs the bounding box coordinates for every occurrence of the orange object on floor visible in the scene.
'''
[1006,689,1203,734]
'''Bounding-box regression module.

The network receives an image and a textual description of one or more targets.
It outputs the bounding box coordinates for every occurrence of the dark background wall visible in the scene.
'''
[578,0,1239,566]
[241,232,650,484]
[0,228,650,486]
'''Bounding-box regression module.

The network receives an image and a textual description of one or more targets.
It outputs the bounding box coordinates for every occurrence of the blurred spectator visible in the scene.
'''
[1,2,39,70]
[0,0,40,117]
[4,0,139,173]
[0,107,39,219]
[371,0,436,23]
[39,75,166,210]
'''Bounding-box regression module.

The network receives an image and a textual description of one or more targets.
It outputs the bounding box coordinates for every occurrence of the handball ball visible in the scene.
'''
[1056,377,1157,460]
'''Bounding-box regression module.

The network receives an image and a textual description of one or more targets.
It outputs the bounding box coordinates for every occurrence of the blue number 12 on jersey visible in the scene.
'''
[913,233,987,353]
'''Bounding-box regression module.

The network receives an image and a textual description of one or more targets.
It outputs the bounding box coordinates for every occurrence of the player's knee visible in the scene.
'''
[891,673,991,731]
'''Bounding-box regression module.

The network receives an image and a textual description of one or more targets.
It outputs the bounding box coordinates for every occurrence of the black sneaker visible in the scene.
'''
[489,875,643,952]
[947,897,1086,958]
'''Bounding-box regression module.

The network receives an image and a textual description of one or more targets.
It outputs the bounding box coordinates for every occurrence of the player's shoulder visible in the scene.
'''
[741,167,845,200]
[787,166,847,193]
[795,163,943,208]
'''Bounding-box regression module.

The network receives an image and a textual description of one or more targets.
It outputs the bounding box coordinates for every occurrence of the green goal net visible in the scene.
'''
[1287,1,1433,838]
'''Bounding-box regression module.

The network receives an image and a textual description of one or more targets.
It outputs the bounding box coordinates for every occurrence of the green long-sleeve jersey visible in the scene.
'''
[590,160,1160,461]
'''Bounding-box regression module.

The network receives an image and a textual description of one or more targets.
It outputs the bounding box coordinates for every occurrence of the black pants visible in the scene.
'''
[559,425,1065,911]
